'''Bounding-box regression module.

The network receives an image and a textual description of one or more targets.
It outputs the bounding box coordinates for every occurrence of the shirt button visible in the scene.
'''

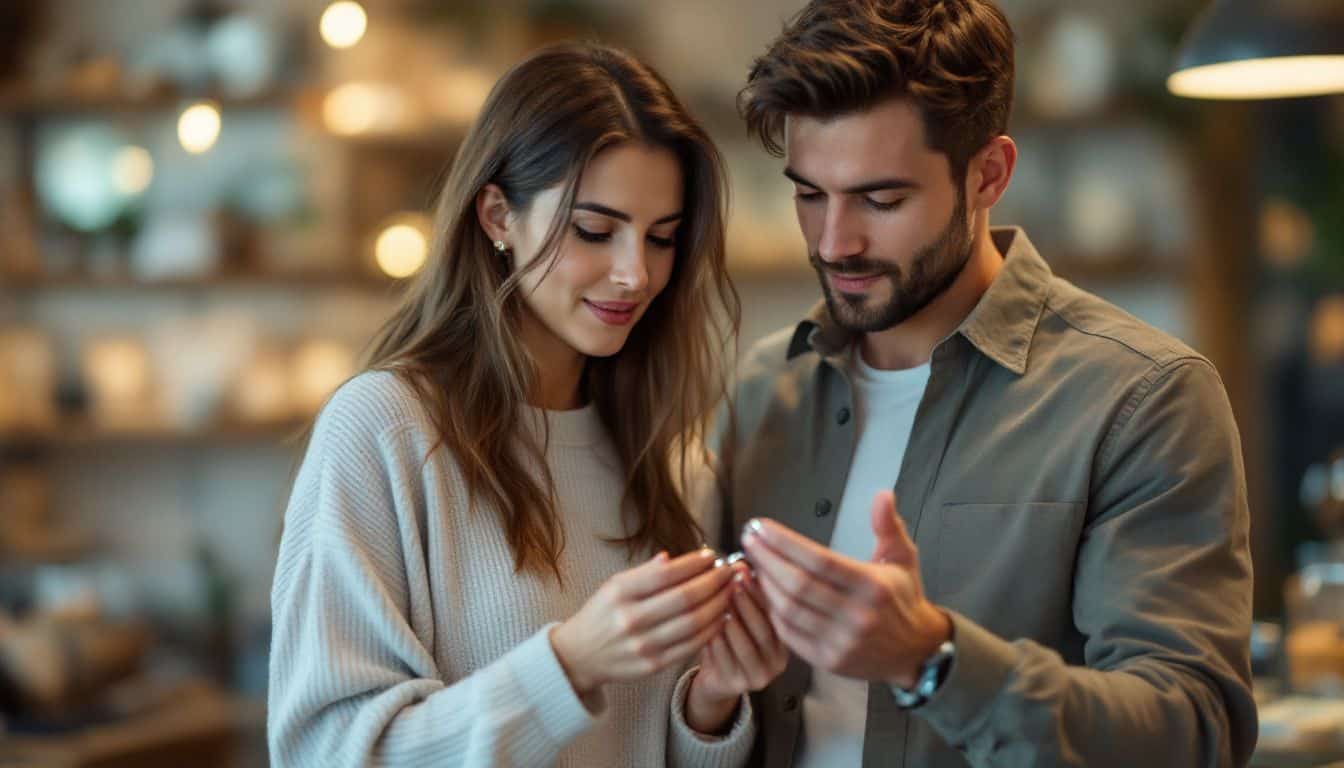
[782,695,799,712]
[814,499,832,517]
[836,406,851,425]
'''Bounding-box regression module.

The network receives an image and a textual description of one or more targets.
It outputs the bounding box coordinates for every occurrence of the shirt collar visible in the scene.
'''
[786,227,1051,376]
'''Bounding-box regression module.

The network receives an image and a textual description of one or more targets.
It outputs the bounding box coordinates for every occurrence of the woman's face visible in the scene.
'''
[509,142,684,361]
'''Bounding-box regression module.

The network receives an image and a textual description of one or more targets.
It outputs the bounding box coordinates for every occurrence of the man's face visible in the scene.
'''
[785,98,975,333]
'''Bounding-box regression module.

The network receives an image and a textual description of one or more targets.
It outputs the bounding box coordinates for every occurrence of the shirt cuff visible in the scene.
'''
[506,622,603,748]
[912,609,1018,744]
[667,666,756,768]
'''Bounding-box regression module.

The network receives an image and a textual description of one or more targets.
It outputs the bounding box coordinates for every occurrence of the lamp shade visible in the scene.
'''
[1168,0,1344,99]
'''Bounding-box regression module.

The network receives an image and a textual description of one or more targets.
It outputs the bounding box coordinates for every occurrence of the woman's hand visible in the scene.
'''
[683,563,789,734]
[550,548,736,698]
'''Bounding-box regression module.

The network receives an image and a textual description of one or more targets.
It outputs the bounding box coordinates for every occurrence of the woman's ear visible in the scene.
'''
[475,183,513,246]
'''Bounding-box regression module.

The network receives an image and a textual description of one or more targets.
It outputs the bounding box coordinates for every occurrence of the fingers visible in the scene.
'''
[743,518,867,588]
[767,608,827,669]
[745,531,849,616]
[721,609,769,689]
[654,611,726,669]
[731,576,784,659]
[628,561,735,630]
[616,548,718,599]
[705,635,734,678]
[641,577,734,650]
[869,490,918,569]
[754,566,834,638]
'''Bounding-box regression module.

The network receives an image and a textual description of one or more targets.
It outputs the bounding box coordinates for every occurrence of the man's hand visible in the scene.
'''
[741,490,951,687]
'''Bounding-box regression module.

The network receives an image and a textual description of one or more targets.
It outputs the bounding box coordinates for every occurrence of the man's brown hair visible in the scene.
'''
[740,0,1015,185]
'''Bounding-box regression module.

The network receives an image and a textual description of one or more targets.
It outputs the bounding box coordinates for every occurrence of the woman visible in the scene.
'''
[267,42,787,767]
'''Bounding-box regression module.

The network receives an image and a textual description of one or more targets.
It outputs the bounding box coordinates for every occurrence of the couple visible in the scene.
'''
[268,1,1258,766]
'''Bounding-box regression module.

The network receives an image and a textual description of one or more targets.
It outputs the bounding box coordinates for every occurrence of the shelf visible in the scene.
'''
[1051,255,1188,284]
[1,271,405,294]
[0,86,301,119]
[1,420,309,450]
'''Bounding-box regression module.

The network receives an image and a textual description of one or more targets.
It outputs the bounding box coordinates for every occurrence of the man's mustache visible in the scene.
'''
[809,252,898,277]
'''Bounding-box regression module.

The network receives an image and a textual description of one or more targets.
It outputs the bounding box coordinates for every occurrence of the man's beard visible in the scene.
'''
[811,194,973,334]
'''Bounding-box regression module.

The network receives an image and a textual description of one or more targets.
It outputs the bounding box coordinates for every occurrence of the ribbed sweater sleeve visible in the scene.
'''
[267,380,599,767]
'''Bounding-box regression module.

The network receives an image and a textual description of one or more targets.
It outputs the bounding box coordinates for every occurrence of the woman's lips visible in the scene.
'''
[584,299,638,326]
[827,272,882,293]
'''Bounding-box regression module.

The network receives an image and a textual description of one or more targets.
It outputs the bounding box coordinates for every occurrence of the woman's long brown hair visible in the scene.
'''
[358,42,739,581]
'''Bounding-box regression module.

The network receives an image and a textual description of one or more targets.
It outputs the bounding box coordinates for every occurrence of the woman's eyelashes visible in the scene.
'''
[572,223,611,243]
[571,222,676,249]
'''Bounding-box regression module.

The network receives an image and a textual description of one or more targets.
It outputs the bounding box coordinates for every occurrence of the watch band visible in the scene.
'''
[890,640,956,709]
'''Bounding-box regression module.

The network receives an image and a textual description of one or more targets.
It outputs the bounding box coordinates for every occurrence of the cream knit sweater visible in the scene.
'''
[268,371,754,767]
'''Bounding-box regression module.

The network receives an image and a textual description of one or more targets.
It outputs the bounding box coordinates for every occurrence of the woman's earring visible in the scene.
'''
[494,239,512,271]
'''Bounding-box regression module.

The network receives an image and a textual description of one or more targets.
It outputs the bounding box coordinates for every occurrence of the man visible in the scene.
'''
[712,1,1258,766]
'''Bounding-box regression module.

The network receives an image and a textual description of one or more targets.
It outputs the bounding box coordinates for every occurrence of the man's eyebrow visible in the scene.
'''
[783,167,920,194]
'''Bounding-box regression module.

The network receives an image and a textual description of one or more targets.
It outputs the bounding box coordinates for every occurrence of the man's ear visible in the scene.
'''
[968,136,1017,211]
[475,183,514,246]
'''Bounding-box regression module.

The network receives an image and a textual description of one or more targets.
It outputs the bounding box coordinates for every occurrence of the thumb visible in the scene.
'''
[870,490,917,570]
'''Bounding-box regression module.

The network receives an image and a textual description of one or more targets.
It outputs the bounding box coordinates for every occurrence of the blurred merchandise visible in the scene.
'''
[35,123,149,234]
[1303,449,1344,540]
[1252,620,1285,679]
[1258,696,1344,755]
[130,212,219,281]
[81,336,157,428]
[0,461,87,563]
[0,614,150,718]
[148,312,257,429]
[1285,560,1344,695]
[1026,11,1116,118]
[231,344,295,424]
[205,13,282,98]
[290,338,356,416]
[1311,296,1344,366]
[0,329,57,431]
[1260,198,1316,270]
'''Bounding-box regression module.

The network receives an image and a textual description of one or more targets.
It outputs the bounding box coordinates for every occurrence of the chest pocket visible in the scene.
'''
[927,501,1085,640]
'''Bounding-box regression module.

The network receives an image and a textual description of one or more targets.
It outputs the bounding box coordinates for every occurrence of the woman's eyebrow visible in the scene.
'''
[573,202,682,224]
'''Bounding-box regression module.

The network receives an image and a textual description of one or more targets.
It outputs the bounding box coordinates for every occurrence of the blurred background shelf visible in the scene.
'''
[1,271,401,294]
[1,421,305,450]
[0,87,304,119]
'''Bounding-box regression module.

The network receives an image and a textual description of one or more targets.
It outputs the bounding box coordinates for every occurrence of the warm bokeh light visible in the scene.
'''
[320,1,367,49]
[177,102,222,154]
[374,216,430,278]
[428,69,495,124]
[1168,56,1344,100]
[110,146,154,197]
[291,340,356,415]
[321,82,407,136]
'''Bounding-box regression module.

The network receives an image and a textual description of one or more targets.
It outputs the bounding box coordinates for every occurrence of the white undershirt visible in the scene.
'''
[795,348,931,768]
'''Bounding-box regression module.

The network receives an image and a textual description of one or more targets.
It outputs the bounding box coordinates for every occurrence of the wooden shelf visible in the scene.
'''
[1,420,308,449]
[0,86,301,119]
[1,271,405,293]
[1051,255,1188,284]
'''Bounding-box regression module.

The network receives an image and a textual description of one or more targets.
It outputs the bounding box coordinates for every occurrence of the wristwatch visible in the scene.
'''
[890,640,956,709]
